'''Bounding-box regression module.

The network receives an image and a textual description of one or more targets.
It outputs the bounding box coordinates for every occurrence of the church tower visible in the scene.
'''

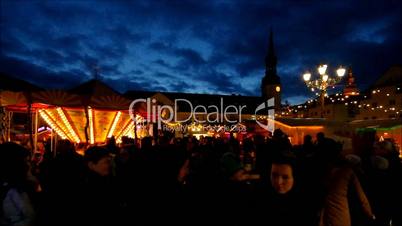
[261,29,281,109]
[343,67,359,96]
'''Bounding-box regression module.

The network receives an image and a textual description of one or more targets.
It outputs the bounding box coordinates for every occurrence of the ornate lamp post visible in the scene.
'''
[303,64,346,117]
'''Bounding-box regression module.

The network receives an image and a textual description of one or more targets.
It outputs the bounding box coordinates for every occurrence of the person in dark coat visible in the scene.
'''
[254,154,315,225]
[0,142,36,226]
[82,146,120,225]
[38,140,85,225]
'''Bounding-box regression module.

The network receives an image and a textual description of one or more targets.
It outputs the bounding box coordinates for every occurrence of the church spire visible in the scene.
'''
[261,29,281,108]
[346,67,355,85]
[265,28,277,76]
[343,67,359,96]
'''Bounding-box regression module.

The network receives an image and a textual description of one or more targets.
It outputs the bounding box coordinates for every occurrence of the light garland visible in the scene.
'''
[45,109,73,140]
[106,111,121,139]
[39,109,68,140]
[88,107,95,144]
[56,107,80,143]
[116,121,135,143]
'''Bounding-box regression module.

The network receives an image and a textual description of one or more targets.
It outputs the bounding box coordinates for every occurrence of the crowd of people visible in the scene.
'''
[1,129,402,225]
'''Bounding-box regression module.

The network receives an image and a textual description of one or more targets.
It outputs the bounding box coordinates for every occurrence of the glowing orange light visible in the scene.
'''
[88,107,95,144]
[107,111,121,139]
[56,107,80,143]
[39,109,68,140]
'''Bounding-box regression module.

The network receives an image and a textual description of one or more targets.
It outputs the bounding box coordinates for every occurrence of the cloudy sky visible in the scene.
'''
[1,0,401,104]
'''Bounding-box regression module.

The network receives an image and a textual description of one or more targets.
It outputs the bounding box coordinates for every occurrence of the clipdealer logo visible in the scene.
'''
[128,97,275,133]
[254,97,275,133]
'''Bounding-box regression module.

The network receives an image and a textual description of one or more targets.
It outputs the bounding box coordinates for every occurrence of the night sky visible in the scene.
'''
[1,0,401,104]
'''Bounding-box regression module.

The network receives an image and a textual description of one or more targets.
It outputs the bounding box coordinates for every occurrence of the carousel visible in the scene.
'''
[0,79,145,153]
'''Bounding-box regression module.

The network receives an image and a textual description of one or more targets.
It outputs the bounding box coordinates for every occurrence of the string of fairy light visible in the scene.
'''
[282,86,402,116]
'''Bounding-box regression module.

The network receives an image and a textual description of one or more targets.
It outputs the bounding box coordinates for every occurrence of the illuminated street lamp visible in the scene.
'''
[303,64,346,117]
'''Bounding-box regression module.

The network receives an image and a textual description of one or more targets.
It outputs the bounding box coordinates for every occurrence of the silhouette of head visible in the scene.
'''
[0,142,30,187]
[304,135,312,144]
[107,136,116,146]
[84,146,111,176]
[141,137,153,150]
[273,129,284,139]
[243,138,255,153]
[56,139,75,156]
[316,132,325,142]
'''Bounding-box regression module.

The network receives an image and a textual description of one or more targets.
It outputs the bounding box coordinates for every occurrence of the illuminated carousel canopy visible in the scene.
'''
[1,73,42,109]
[0,91,27,107]
[1,76,143,144]
[33,80,139,144]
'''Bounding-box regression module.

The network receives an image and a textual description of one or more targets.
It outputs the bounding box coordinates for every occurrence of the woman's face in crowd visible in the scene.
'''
[270,163,294,194]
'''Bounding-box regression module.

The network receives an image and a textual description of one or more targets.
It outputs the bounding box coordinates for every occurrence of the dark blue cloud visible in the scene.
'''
[174,48,206,67]
[1,0,401,104]
[168,81,196,93]
[0,54,85,88]
[149,42,170,51]
[153,59,171,68]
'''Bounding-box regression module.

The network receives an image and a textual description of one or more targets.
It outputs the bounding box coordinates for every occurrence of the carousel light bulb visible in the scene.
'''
[88,107,95,144]
[116,121,134,142]
[123,123,135,137]
[107,111,121,138]
[39,109,68,139]
[57,107,80,143]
